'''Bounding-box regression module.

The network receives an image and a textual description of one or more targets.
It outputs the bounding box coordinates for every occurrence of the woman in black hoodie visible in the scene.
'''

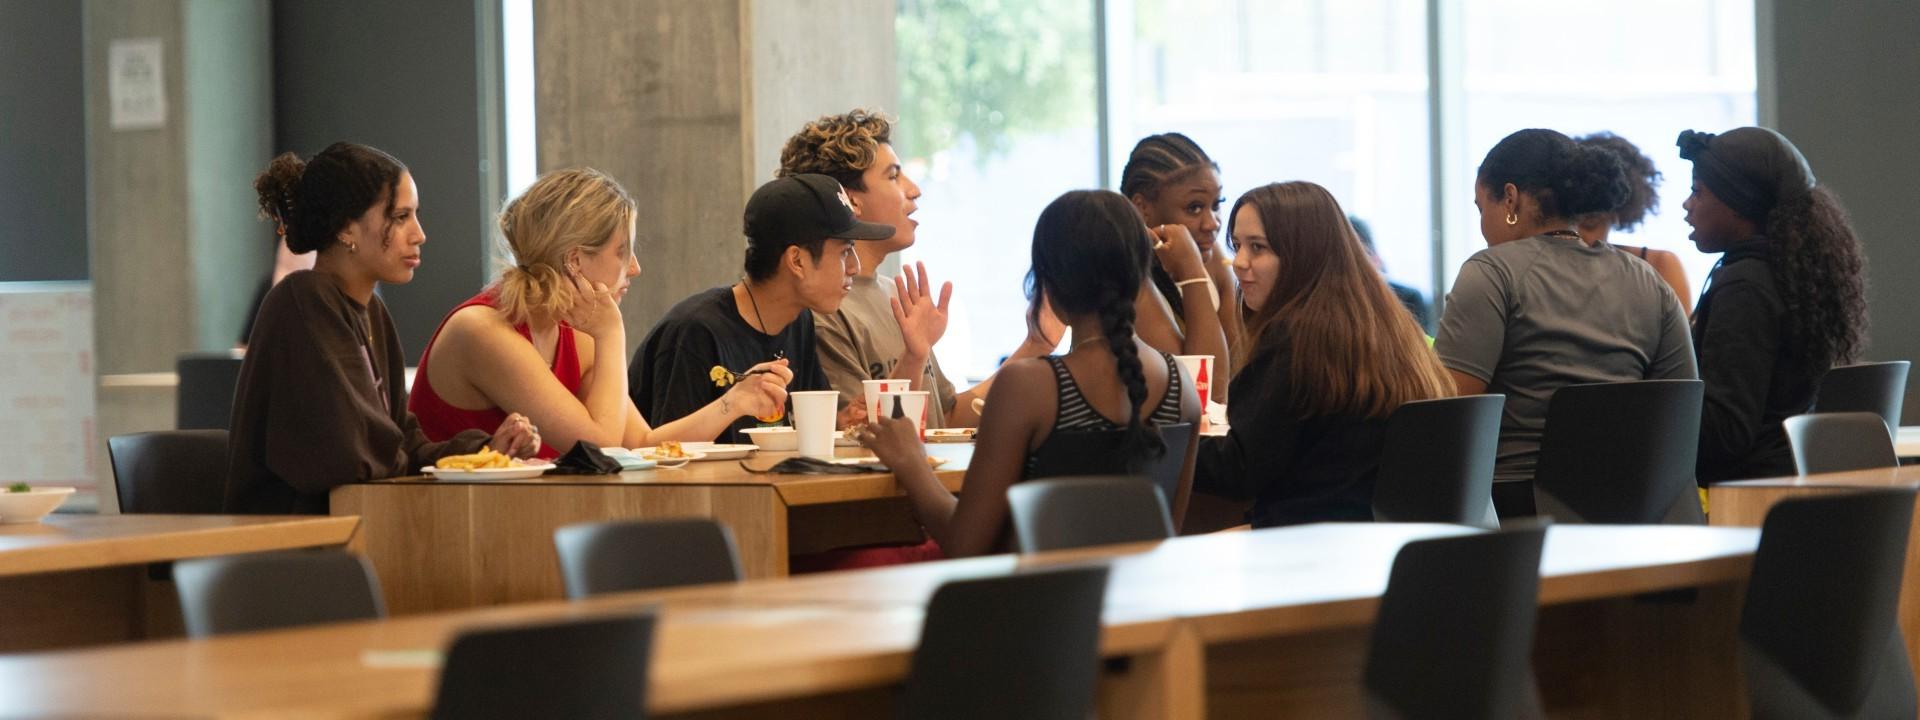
[1679,127,1869,483]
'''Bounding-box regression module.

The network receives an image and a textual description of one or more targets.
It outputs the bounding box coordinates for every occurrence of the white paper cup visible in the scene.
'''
[877,390,931,440]
[791,390,840,458]
[861,379,912,423]
[1173,355,1215,428]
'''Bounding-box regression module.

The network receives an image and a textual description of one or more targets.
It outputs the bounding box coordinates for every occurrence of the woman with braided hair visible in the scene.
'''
[1679,127,1869,483]
[1120,132,1235,398]
[1192,182,1454,527]
[858,190,1201,558]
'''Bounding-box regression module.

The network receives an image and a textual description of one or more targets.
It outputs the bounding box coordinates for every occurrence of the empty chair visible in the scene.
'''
[107,429,228,514]
[1006,476,1174,553]
[900,565,1110,720]
[173,549,385,637]
[1814,361,1909,432]
[176,352,244,431]
[1374,394,1505,529]
[1533,380,1705,524]
[1740,489,1917,719]
[1784,412,1898,475]
[553,518,741,599]
[431,613,655,720]
[1364,523,1549,719]
[1024,423,1195,530]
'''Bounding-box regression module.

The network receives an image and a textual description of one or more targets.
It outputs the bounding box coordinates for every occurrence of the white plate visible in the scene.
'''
[925,428,975,443]
[834,431,859,447]
[421,463,555,481]
[633,446,707,467]
[681,443,759,460]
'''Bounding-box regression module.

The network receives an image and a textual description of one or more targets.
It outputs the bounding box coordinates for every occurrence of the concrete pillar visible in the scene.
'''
[535,0,897,348]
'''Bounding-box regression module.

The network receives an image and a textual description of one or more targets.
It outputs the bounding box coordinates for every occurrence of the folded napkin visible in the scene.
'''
[553,441,623,475]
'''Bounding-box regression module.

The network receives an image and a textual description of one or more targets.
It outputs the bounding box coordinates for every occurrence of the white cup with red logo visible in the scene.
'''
[877,390,931,440]
[1172,355,1215,429]
[861,379,912,424]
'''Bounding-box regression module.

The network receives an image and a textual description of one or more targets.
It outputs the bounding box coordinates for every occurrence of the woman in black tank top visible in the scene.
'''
[857,190,1201,558]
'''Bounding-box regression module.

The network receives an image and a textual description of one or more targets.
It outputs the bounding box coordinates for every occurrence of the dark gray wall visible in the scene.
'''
[0,0,87,281]
[1768,0,1920,423]
[271,0,497,354]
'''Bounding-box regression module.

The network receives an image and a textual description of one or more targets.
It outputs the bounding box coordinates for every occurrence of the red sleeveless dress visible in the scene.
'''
[409,291,582,460]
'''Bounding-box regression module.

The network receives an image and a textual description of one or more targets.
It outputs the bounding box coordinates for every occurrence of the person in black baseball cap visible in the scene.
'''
[628,174,891,441]
[1680,127,1869,484]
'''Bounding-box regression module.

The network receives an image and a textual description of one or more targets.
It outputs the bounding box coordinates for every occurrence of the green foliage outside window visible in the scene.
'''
[894,0,1095,162]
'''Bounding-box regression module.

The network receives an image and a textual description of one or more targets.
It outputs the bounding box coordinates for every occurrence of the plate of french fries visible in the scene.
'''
[422,446,555,481]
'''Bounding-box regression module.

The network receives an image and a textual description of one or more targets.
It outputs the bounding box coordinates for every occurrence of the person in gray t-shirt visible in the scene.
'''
[1436,129,1697,515]
[776,110,1063,428]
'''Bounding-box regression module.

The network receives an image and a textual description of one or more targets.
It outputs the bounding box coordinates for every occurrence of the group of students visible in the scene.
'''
[222,108,1869,566]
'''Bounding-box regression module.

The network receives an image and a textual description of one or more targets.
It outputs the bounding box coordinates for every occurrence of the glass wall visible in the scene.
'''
[897,0,1756,379]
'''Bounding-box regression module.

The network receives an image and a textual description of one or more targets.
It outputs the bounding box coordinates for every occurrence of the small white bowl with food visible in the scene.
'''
[0,485,74,524]
[740,426,798,452]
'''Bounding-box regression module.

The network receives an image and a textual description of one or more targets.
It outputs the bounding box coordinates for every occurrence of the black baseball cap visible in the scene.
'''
[743,174,895,252]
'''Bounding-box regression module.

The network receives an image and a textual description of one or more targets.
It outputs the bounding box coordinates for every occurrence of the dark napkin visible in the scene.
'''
[553,441,623,475]
[740,457,888,475]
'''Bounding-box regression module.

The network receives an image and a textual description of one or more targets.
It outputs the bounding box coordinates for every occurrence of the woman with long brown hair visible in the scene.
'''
[1192,181,1453,527]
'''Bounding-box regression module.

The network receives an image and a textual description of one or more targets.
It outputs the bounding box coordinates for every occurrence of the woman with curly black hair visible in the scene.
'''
[1575,132,1694,314]
[1679,127,1869,483]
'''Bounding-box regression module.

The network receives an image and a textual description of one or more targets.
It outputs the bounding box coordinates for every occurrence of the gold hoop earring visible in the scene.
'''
[1504,212,1519,226]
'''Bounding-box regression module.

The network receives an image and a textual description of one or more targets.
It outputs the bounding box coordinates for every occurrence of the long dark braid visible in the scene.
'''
[1027,190,1166,461]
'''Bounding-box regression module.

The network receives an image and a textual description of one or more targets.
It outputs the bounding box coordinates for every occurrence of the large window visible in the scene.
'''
[898,0,1755,380]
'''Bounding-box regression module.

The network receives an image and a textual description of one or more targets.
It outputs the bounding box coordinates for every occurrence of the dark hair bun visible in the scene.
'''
[254,152,307,247]
[1556,144,1631,218]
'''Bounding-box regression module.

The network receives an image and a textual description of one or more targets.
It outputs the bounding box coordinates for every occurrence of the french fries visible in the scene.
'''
[435,446,523,470]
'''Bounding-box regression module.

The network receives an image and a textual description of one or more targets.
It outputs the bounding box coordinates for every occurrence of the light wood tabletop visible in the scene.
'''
[0,513,358,576]
[0,513,360,652]
[332,445,973,613]
[0,523,1758,719]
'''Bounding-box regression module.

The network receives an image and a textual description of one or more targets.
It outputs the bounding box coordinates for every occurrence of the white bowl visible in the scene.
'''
[740,427,797,452]
[0,487,73,524]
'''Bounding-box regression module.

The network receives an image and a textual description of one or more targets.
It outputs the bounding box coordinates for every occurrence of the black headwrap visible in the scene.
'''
[1675,127,1817,222]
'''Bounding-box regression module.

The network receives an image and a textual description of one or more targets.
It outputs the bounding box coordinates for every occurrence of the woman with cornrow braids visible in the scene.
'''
[857,190,1201,559]
[1120,133,1235,400]
[225,143,540,514]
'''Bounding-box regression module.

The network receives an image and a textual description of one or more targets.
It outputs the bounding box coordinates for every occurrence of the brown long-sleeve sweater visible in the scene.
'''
[225,271,487,514]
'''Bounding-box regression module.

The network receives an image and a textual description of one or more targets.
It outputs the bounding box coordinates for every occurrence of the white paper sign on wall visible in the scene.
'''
[108,37,166,130]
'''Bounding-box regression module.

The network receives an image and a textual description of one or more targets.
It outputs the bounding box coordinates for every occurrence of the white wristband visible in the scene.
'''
[1174,277,1220,311]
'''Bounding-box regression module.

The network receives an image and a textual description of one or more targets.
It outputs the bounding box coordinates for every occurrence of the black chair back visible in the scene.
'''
[1006,476,1173,553]
[1784,412,1897,475]
[1815,361,1910,431]
[1025,423,1195,530]
[1375,394,1505,528]
[553,518,742,599]
[176,353,244,431]
[107,429,228,514]
[431,613,654,720]
[1741,489,1917,719]
[900,565,1110,720]
[173,549,385,637]
[1364,523,1548,719]
[1533,379,1705,524]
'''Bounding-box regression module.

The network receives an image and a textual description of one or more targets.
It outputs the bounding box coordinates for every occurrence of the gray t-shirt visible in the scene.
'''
[815,275,958,428]
[1435,235,1697,483]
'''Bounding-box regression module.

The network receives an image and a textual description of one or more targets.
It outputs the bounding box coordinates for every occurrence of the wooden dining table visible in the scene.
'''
[330,443,974,615]
[1709,463,1920,691]
[0,522,1758,719]
[0,513,359,651]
